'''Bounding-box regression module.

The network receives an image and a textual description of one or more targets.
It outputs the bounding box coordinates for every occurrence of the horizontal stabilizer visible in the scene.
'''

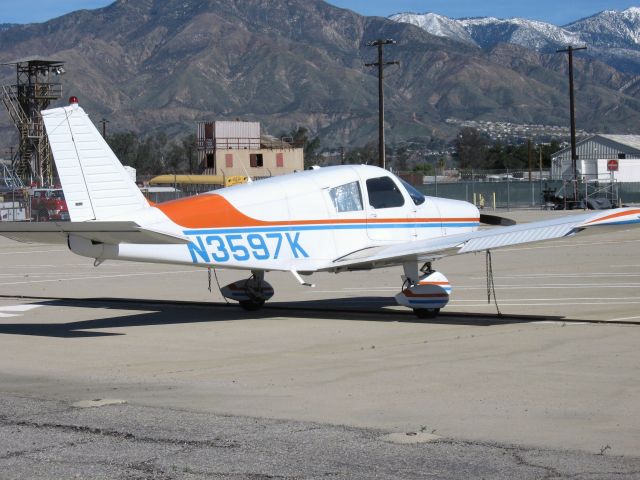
[0,221,189,245]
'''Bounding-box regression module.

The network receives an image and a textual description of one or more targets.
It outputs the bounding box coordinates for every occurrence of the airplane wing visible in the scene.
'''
[330,207,640,270]
[0,221,190,245]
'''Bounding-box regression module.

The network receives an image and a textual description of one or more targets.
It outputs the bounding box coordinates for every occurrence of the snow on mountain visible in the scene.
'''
[460,17,582,51]
[388,12,477,45]
[389,12,582,51]
[564,7,640,47]
[389,8,640,73]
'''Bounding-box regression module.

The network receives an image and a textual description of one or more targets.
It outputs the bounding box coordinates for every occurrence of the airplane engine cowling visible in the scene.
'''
[394,271,451,310]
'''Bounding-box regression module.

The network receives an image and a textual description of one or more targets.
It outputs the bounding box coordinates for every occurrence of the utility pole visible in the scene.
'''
[99,118,109,139]
[528,139,533,181]
[365,39,399,170]
[557,45,587,204]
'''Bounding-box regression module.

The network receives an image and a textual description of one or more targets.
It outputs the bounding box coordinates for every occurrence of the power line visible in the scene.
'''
[365,39,399,170]
[99,118,109,139]
[556,44,587,204]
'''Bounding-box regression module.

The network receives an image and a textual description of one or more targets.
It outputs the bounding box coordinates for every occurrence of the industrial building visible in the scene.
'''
[1,57,65,187]
[551,134,640,182]
[197,121,304,178]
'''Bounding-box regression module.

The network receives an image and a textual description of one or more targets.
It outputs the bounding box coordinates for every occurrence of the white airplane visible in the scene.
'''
[1,99,640,317]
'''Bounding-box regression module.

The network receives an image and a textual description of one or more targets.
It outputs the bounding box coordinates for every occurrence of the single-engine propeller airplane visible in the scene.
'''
[1,99,640,317]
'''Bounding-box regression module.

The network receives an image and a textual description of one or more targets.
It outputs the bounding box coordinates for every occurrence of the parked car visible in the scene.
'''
[30,188,70,221]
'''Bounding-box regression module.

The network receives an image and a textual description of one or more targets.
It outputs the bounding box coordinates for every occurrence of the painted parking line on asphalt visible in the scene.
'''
[0,269,201,287]
[607,315,640,322]
[0,303,45,318]
[324,283,640,293]
[0,249,67,255]
[502,238,640,252]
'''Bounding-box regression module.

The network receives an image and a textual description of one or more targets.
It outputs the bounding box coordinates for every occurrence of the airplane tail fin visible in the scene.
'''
[42,100,149,222]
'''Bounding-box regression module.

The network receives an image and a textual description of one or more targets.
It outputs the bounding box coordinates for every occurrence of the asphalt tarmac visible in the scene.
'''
[1,209,639,478]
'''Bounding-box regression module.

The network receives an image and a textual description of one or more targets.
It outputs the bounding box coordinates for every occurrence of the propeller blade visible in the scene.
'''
[480,214,516,226]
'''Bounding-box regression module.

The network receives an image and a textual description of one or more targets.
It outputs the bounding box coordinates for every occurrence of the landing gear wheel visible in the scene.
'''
[220,271,273,312]
[413,308,440,319]
[239,298,265,311]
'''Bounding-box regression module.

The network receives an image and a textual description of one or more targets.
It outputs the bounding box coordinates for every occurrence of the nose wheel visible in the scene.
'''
[396,262,451,318]
[239,298,265,311]
[413,307,440,319]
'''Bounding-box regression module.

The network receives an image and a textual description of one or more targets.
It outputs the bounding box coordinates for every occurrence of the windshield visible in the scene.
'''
[399,178,426,205]
[366,176,405,209]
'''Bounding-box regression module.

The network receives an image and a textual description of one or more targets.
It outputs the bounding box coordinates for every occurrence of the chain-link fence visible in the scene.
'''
[406,169,640,209]
[419,180,550,209]
[417,179,640,209]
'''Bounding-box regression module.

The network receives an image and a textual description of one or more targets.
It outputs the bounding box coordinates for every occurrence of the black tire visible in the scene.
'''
[239,299,265,311]
[413,308,440,319]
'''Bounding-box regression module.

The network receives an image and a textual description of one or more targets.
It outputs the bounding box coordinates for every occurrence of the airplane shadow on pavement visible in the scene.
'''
[0,296,569,338]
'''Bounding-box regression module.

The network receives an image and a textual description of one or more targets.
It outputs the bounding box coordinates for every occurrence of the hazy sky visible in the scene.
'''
[0,0,638,25]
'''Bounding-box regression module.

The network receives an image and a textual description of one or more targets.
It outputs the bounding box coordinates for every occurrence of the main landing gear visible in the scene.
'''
[220,271,274,311]
[395,262,452,319]
[219,265,451,318]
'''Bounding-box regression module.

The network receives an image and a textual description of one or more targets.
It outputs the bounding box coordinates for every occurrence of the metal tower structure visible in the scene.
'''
[1,57,65,186]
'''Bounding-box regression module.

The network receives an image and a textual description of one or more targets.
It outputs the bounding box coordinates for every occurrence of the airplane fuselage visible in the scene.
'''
[68,165,480,273]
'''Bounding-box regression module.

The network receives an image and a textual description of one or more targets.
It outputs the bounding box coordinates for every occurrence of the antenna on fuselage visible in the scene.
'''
[240,161,253,184]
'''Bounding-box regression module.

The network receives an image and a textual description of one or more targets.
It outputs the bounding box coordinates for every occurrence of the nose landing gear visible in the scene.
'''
[395,262,451,318]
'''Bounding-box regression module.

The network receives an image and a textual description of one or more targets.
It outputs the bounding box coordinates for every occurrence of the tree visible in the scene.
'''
[538,140,560,168]
[342,142,378,166]
[454,127,489,169]
[107,131,197,176]
[503,144,529,170]
[394,145,410,172]
[280,126,321,168]
[413,163,434,175]
[165,143,187,173]
[108,132,138,167]
[182,134,197,174]
[485,142,506,170]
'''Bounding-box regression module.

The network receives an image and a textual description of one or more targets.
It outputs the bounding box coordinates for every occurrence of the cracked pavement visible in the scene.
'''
[1,394,639,479]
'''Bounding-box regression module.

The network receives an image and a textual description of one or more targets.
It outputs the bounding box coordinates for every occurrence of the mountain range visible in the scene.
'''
[0,0,639,153]
[390,7,640,74]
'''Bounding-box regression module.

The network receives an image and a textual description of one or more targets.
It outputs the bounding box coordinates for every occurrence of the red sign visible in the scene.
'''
[607,159,619,171]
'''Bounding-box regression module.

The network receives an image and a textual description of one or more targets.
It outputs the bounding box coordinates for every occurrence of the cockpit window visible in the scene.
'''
[400,178,426,206]
[329,181,363,212]
[366,176,405,209]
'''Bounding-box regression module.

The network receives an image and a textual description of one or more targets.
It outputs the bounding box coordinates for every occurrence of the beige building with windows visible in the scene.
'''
[197,121,304,178]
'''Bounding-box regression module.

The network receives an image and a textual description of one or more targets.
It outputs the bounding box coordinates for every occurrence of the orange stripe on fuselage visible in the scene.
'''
[584,208,640,225]
[156,194,266,228]
[155,193,479,229]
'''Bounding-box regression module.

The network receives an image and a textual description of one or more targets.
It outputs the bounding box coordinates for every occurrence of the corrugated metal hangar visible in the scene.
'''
[551,134,640,182]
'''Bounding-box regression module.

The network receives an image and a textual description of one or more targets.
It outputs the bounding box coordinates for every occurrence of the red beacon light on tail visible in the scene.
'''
[68,96,79,105]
